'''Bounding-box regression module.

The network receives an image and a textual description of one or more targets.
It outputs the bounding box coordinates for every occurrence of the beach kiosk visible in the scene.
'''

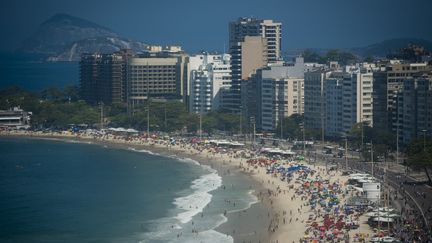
[362,182,381,203]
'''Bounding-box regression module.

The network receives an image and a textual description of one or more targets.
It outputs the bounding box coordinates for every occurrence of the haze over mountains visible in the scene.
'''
[16,13,432,62]
[17,14,148,61]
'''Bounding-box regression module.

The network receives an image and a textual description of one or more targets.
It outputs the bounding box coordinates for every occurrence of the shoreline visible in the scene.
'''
[1,131,377,243]
[0,133,276,243]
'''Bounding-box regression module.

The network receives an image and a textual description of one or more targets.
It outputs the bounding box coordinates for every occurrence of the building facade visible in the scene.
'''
[372,70,389,132]
[386,61,432,133]
[304,64,375,137]
[80,50,131,105]
[304,69,330,132]
[127,56,188,107]
[245,57,304,131]
[397,73,432,144]
[0,107,32,128]
[341,68,374,133]
[228,17,281,112]
[324,72,344,137]
[188,53,231,113]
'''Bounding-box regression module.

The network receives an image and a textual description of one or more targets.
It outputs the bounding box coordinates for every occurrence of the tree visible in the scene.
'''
[202,115,217,134]
[276,114,303,139]
[0,86,39,110]
[406,138,432,185]
[63,85,80,102]
[302,49,324,63]
[302,49,358,65]
[348,122,395,161]
[363,56,375,63]
[41,87,64,102]
[324,49,358,65]
[216,112,240,133]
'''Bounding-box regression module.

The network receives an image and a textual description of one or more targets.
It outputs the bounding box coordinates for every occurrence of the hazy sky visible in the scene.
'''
[1,0,431,53]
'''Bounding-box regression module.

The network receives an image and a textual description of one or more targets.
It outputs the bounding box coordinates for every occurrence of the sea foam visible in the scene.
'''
[127,147,160,156]
[174,170,222,224]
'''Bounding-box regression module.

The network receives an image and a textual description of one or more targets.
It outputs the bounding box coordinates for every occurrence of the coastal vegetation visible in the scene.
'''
[348,122,395,161]
[0,86,241,134]
[275,113,312,140]
[2,86,432,184]
[302,49,359,65]
[406,138,432,185]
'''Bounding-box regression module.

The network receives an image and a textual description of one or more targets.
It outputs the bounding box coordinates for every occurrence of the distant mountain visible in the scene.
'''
[16,13,148,61]
[350,38,432,58]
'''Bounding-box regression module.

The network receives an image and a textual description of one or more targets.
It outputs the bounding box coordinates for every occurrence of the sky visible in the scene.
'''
[0,0,431,53]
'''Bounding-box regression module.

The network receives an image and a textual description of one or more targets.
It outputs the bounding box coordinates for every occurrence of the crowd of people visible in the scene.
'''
[2,128,432,242]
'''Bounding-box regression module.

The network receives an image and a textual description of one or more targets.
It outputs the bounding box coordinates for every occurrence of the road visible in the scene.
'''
[315,151,432,232]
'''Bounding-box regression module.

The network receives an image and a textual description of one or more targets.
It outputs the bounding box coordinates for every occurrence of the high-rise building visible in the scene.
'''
[372,69,388,132]
[188,53,231,113]
[80,50,131,105]
[397,73,432,144]
[341,66,374,133]
[245,57,304,131]
[386,61,432,133]
[324,72,344,137]
[304,63,375,137]
[228,17,282,112]
[229,18,282,63]
[127,55,188,108]
[304,69,330,132]
[228,36,268,112]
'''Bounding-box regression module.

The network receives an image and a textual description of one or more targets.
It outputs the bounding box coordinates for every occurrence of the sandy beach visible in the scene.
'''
[0,130,375,243]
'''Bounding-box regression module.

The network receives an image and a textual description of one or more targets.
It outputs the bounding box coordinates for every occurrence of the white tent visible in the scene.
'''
[372,217,394,222]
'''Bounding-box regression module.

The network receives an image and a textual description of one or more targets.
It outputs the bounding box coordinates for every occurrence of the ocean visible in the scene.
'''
[0,53,78,91]
[0,137,257,243]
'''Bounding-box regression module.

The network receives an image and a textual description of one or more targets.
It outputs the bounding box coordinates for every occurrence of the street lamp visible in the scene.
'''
[250,116,256,146]
[396,120,399,167]
[280,110,283,140]
[164,103,167,131]
[146,62,150,137]
[302,122,306,156]
[422,129,427,151]
[299,122,305,156]
[99,101,104,130]
[365,141,374,177]
[199,104,202,140]
[239,105,242,136]
[344,136,348,171]
[147,101,150,136]
[370,141,374,177]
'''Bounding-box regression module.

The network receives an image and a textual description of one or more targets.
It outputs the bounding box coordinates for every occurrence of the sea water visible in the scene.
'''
[0,53,78,91]
[0,138,256,243]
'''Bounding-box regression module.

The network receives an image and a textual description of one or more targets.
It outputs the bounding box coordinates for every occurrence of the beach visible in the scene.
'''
[0,130,375,242]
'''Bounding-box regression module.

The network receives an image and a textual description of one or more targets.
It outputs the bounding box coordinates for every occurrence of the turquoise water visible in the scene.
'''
[0,138,256,243]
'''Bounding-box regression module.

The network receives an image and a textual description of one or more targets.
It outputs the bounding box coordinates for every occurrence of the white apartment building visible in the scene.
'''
[246,57,304,131]
[188,53,231,113]
[305,64,375,137]
[340,65,374,130]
